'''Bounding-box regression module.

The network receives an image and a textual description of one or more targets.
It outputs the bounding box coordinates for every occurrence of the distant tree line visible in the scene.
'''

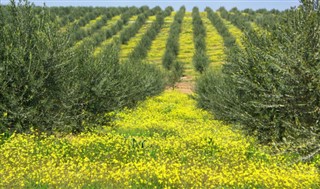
[77,7,141,49]
[119,6,160,44]
[218,7,253,32]
[71,8,123,42]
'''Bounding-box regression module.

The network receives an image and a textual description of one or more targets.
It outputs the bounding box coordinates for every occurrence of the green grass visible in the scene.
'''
[177,12,197,80]
[119,15,157,61]
[146,12,175,67]
[201,12,226,70]
[217,12,244,48]
[0,91,319,188]
[93,15,139,57]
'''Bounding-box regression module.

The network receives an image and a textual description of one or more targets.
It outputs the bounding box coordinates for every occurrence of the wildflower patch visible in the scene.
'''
[0,91,319,188]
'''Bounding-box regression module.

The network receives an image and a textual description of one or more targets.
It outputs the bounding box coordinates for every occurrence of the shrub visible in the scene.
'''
[0,0,75,133]
[128,7,173,61]
[218,7,253,32]
[69,9,102,42]
[167,61,185,89]
[0,1,165,134]
[162,6,185,70]
[162,51,175,70]
[192,7,209,73]
[196,1,320,158]
[119,12,147,44]
[87,42,166,115]
[205,7,237,49]
[195,70,239,120]
[255,10,282,30]
[193,50,209,73]
[71,8,124,43]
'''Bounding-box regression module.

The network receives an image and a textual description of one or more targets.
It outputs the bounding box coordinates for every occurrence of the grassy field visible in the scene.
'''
[1,91,319,188]
[147,13,175,67]
[75,15,121,48]
[1,4,320,188]
[177,12,197,79]
[201,12,226,70]
[119,15,157,60]
[93,14,139,57]
[217,12,243,48]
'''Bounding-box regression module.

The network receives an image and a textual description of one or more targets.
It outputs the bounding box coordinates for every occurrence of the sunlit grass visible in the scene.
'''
[80,15,103,32]
[201,12,226,70]
[74,15,121,48]
[177,12,197,79]
[59,18,79,33]
[93,15,138,57]
[119,15,157,61]
[217,12,244,48]
[146,12,175,67]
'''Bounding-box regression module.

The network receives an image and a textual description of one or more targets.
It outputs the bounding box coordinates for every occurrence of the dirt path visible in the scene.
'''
[174,76,194,94]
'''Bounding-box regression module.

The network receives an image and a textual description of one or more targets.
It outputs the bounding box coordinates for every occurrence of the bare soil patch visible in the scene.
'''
[173,76,194,94]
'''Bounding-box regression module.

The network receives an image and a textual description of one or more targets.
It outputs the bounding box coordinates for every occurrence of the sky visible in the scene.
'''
[0,0,301,11]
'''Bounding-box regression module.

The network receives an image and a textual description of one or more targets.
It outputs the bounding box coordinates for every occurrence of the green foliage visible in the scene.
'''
[255,9,282,30]
[82,42,165,117]
[195,70,240,121]
[119,12,147,44]
[78,7,140,49]
[121,7,140,24]
[0,1,165,134]
[0,0,74,133]
[205,7,237,49]
[196,1,320,157]
[240,8,258,23]
[192,50,209,73]
[63,40,163,133]
[129,7,173,61]
[69,9,104,42]
[55,7,90,27]
[119,6,161,45]
[218,7,253,32]
[162,6,185,70]
[167,61,184,89]
[192,7,206,40]
[162,51,175,70]
[117,60,166,108]
[192,7,209,73]
[72,8,123,42]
